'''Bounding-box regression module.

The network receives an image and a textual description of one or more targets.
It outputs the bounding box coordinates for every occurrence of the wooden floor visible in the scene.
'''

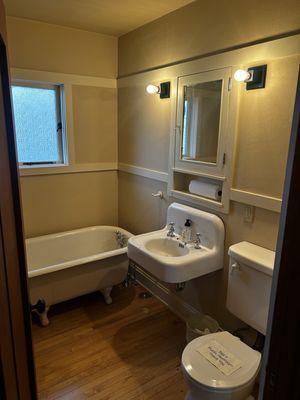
[32,285,187,400]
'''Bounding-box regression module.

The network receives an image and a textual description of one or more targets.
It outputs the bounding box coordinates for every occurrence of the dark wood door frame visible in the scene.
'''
[260,67,300,399]
[0,27,37,400]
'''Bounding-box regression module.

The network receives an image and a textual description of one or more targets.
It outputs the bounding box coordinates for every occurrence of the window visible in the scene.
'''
[11,82,66,166]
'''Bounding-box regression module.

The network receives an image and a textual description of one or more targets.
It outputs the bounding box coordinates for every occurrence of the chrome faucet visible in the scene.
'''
[167,222,176,237]
[194,233,202,249]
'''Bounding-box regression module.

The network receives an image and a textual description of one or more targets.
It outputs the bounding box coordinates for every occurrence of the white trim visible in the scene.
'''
[230,188,282,213]
[19,162,118,177]
[117,163,282,213]
[118,163,168,182]
[11,68,117,88]
[20,159,282,212]
[174,67,232,177]
[173,167,226,181]
[60,83,76,164]
[170,189,223,209]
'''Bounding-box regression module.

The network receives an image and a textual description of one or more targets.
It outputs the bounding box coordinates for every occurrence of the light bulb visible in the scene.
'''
[146,84,160,94]
[234,69,252,82]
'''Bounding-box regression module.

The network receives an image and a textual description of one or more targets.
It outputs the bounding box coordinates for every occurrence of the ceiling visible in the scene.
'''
[4,0,195,36]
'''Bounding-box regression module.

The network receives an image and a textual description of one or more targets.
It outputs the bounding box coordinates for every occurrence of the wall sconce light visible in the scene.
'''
[146,84,160,94]
[234,65,267,90]
[234,69,252,82]
[146,81,171,98]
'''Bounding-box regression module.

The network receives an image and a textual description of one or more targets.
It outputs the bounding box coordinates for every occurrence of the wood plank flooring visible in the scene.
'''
[32,285,187,399]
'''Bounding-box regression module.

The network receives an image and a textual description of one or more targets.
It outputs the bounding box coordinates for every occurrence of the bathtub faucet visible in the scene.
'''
[115,231,128,248]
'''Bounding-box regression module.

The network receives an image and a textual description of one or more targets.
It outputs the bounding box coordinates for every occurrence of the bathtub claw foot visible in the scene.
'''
[36,306,50,327]
[101,286,113,305]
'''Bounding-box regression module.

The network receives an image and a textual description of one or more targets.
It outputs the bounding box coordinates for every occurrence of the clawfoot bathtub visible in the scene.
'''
[26,226,132,326]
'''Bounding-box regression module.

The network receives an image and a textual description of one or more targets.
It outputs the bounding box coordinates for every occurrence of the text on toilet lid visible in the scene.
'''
[197,340,242,376]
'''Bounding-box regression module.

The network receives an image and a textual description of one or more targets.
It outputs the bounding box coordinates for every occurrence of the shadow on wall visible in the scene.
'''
[118,172,169,234]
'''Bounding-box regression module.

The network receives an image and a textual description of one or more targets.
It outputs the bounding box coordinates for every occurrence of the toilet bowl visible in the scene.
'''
[182,331,261,400]
[181,242,274,399]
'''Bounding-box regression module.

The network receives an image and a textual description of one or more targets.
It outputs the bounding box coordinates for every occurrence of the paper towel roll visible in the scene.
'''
[189,179,222,201]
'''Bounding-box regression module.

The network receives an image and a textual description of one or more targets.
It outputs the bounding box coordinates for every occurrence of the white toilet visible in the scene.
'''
[182,241,275,400]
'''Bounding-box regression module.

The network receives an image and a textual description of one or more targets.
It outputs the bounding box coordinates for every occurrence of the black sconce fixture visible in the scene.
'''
[159,81,171,98]
[234,65,267,90]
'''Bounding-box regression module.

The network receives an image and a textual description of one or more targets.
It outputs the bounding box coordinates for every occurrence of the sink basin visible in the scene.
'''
[128,203,224,283]
[145,238,189,257]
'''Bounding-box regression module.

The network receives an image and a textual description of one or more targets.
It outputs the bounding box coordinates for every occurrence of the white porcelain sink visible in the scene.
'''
[128,203,224,283]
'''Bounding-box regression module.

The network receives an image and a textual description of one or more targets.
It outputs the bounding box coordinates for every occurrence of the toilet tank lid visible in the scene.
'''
[228,241,275,277]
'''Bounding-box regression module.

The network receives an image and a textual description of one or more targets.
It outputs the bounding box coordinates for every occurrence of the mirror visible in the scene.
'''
[181,79,222,164]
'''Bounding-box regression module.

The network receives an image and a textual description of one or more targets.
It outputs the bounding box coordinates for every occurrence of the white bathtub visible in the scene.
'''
[26,226,132,325]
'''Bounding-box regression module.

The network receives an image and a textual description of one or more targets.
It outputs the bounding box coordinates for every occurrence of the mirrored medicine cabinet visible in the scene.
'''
[168,66,236,213]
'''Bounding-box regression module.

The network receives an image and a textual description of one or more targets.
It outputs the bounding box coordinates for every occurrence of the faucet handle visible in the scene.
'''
[167,222,176,237]
[194,233,202,249]
[151,190,163,199]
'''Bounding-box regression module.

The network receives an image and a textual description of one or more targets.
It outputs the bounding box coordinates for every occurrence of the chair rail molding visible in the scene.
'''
[230,188,282,213]
[118,163,168,182]
[20,162,118,177]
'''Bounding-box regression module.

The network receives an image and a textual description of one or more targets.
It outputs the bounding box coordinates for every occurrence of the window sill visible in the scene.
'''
[19,162,118,177]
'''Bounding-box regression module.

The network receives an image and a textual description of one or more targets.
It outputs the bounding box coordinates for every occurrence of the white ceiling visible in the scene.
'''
[4,0,195,36]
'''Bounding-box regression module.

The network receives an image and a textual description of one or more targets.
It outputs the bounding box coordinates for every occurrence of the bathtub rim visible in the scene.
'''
[26,225,133,278]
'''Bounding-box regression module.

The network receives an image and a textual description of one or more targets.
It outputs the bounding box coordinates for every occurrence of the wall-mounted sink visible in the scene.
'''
[128,203,224,283]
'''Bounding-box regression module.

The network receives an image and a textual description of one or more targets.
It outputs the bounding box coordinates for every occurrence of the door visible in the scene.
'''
[0,3,37,399]
[259,68,300,399]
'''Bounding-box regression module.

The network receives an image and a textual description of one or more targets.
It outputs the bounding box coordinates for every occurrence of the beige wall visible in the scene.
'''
[6,6,299,329]
[21,82,118,238]
[72,85,117,164]
[119,0,300,76]
[118,174,280,252]
[21,172,118,237]
[118,172,169,234]
[233,55,300,197]
[7,17,117,78]
[118,84,170,172]
[118,36,299,328]
[6,18,118,237]
[118,51,300,197]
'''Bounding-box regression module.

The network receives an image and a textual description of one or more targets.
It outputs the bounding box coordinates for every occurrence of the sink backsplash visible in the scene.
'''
[166,203,224,250]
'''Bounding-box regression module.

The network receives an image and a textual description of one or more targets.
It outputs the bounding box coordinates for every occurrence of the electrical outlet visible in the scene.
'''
[244,205,254,223]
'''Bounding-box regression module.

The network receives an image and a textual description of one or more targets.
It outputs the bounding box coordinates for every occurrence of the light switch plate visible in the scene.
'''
[244,205,255,223]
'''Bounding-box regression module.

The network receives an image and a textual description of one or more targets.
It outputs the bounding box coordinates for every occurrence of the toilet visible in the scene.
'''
[181,241,275,400]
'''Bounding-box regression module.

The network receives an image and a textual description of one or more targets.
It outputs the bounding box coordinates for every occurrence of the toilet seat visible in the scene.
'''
[182,331,261,391]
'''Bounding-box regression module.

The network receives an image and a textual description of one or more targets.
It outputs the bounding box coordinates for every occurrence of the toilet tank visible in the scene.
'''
[226,241,275,335]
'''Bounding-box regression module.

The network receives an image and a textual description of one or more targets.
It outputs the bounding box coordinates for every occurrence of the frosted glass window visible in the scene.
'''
[11,83,64,164]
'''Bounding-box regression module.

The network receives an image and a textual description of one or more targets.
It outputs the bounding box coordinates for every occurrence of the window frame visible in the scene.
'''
[11,79,68,167]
